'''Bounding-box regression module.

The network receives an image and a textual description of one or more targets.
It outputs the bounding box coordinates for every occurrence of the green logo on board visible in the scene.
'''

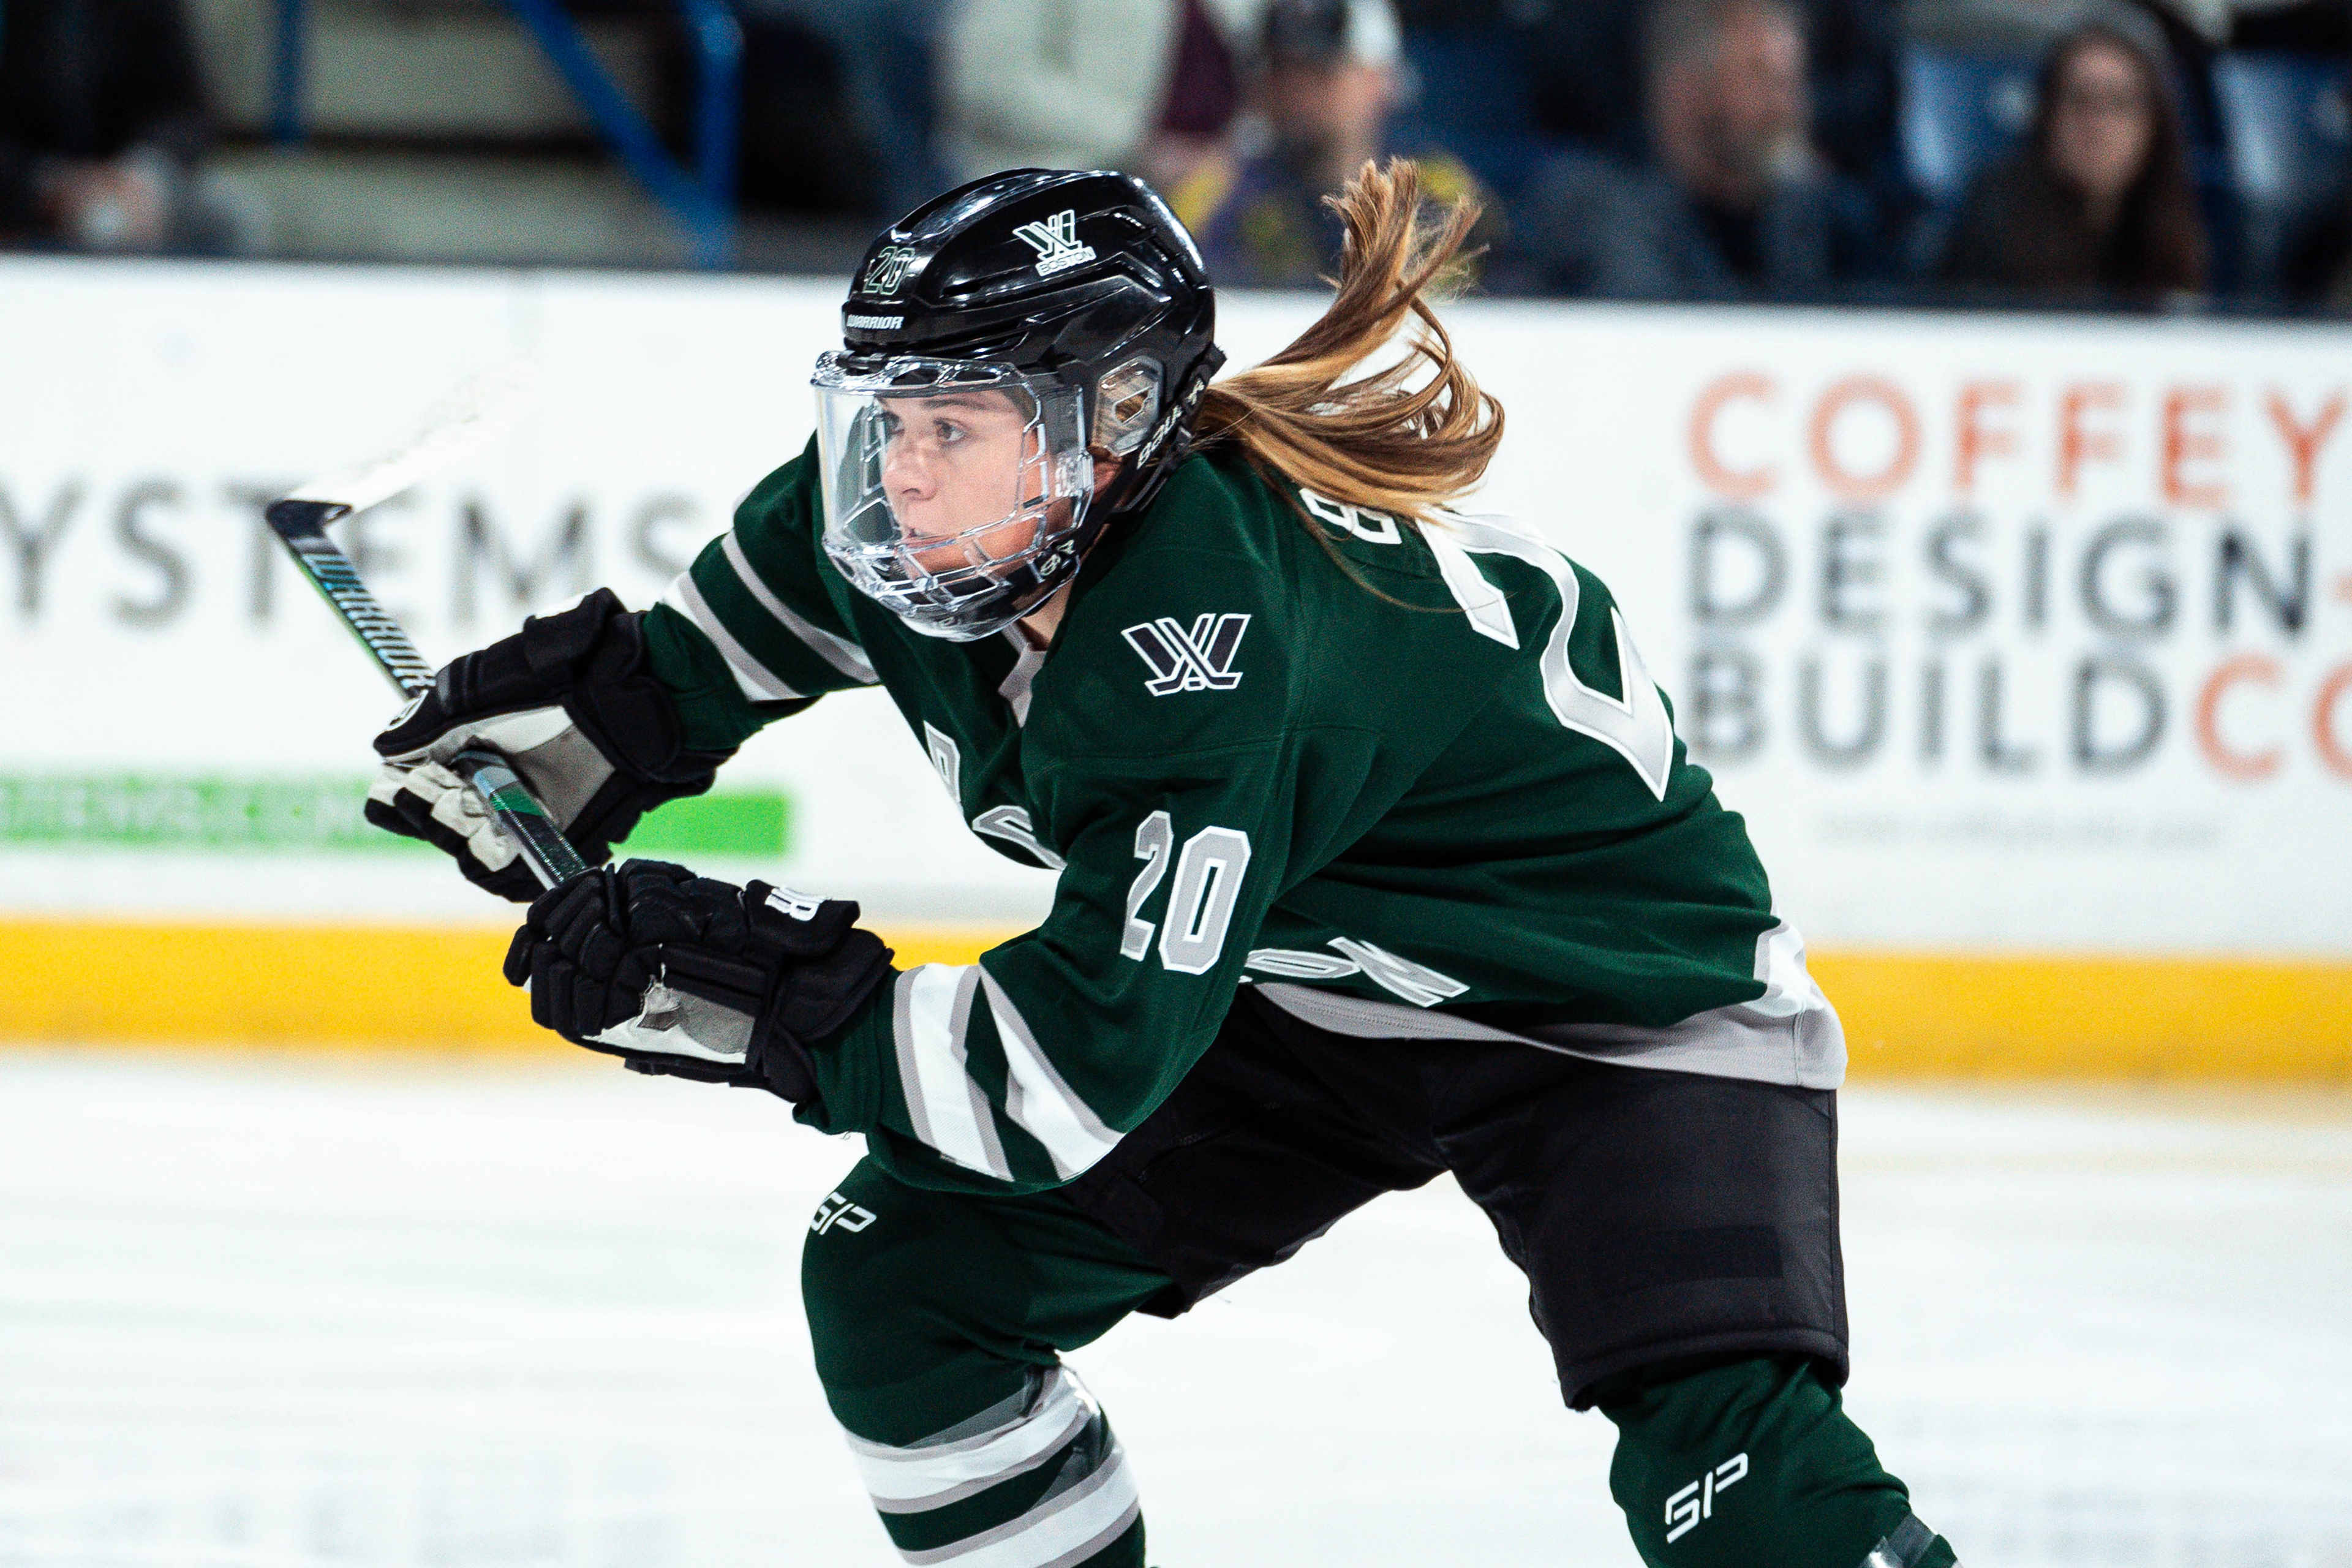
[0,774,790,859]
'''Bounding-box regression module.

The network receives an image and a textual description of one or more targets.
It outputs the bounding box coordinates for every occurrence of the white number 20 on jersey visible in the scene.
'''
[1120,812,1251,974]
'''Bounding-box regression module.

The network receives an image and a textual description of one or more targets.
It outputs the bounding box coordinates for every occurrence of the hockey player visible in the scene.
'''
[366,161,1960,1568]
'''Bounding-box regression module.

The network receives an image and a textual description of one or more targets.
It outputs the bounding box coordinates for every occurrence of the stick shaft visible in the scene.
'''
[266,499,437,695]
[265,497,588,888]
[448,748,591,886]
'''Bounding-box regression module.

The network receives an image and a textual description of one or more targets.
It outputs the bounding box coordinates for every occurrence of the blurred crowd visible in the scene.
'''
[0,0,247,252]
[6,0,2352,310]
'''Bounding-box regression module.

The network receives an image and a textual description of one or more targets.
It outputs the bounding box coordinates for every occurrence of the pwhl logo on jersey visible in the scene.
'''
[1123,614,1250,695]
[1014,210,1096,277]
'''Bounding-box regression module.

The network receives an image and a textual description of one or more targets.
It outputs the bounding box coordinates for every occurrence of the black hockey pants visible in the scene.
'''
[799,989,1958,1567]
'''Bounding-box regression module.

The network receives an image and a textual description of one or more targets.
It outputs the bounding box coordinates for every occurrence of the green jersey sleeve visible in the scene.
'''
[641,442,883,752]
[794,492,1385,1196]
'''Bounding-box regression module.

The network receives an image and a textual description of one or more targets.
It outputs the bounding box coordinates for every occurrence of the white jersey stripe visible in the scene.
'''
[894,965,1012,1180]
[945,968,1013,1178]
[848,1368,1094,1510]
[717,530,880,685]
[900,1443,1139,1568]
[662,573,803,702]
[981,971,1121,1181]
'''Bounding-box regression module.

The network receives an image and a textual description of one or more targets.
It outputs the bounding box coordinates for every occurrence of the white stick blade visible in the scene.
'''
[282,361,545,514]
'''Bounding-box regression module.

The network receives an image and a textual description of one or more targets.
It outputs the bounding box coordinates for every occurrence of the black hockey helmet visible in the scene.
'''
[812,169,1224,641]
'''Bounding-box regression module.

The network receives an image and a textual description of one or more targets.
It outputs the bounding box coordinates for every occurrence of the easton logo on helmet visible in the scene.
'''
[864,246,918,294]
[1014,210,1097,277]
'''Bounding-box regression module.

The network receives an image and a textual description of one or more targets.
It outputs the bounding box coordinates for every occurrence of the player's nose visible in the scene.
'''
[882,443,936,505]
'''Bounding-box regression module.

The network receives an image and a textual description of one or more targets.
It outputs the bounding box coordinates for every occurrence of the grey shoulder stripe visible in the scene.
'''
[718,531,879,685]
[662,573,803,702]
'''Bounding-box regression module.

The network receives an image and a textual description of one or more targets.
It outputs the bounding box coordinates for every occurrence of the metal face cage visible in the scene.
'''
[812,353,1095,641]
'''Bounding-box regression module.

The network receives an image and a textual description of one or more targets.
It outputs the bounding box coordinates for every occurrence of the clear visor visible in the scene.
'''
[813,355,1094,636]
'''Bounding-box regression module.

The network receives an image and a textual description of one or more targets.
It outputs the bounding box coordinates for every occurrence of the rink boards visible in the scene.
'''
[5,919,2349,1076]
[2,258,2348,1074]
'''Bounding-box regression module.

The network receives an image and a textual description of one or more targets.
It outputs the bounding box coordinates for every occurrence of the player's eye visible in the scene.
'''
[933,419,967,446]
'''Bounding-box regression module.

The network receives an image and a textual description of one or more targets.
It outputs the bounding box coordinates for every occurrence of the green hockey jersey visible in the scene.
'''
[643,442,1843,1196]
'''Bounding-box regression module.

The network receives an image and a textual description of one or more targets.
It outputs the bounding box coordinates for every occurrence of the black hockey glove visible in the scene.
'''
[502,859,895,1105]
[369,588,730,902]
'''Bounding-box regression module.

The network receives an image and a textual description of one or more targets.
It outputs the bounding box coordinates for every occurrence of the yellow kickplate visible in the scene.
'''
[0,920,1001,1055]
[2,921,2347,1078]
[1812,951,2352,1080]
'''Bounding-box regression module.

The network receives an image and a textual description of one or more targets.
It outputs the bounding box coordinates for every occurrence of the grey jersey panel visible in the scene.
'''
[1253,984,1846,1090]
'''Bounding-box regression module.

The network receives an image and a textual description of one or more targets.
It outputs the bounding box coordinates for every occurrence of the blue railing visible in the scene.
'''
[271,0,307,148]
[270,0,741,268]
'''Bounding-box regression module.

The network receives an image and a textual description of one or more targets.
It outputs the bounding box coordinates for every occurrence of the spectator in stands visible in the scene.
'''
[1523,0,1900,195]
[1498,0,1882,300]
[0,0,231,252]
[1174,0,1493,288]
[1906,0,2221,170]
[1937,17,2207,299]
[935,0,1250,194]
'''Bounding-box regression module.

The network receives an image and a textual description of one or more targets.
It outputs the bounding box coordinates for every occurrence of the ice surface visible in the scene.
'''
[1,1052,2347,1567]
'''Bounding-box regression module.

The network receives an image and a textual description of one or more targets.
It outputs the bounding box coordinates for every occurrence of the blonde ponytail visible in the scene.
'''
[1195,157,1504,527]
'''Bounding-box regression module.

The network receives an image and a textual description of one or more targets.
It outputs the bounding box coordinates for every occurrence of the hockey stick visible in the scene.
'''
[265,363,589,889]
